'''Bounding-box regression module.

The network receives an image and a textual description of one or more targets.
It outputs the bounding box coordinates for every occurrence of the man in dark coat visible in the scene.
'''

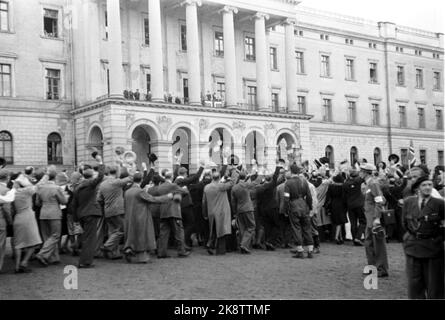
[72,156,105,268]
[343,169,366,246]
[402,176,444,299]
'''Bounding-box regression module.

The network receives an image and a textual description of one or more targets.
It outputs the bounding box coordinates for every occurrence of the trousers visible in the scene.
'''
[289,211,313,247]
[0,227,6,272]
[79,216,100,266]
[406,254,444,299]
[38,219,61,263]
[348,206,366,241]
[237,211,256,249]
[158,218,186,257]
[263,207,281,245]
[103,215,124,257]
[181,206,195,247]
[364,226,389,274]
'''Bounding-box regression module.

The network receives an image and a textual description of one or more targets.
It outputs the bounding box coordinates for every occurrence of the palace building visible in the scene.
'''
[0,0,443,172]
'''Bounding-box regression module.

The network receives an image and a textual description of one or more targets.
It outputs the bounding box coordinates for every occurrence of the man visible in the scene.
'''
[276,172,293,248]
[156,170,190,258]
[303,172,320,254]
[134,89,140,101]
[284,164,313,258]
[97,166,133,259]
[0,169,12,273]
[403,166,442,199]
[203,170,235,255]
[123,173,172,263]
[72,156,105,268]
[231,171,256,254]
[360,163,389,278]
[35,168,68,265]
[343,169,366,246]
[402,176,444,299]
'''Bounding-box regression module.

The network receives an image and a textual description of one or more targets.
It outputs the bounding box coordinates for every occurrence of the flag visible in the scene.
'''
[408,140,416,167]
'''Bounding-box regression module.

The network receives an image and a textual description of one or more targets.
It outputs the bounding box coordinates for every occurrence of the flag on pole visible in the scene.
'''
[408,140,416,168]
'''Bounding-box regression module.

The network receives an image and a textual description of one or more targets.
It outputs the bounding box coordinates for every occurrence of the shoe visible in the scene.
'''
[35,254,48,267]
[157,255,171,259]
[207,248,215,255]
[313,247,321,254]
[240,246,251,254]
[178,251,191,258]
[110,255,123,260]
[336,239,344,245]
[184,246,192,252]
[353,239,364,247]
[78,263,95,269]
[265,242,275,251]
[292,252,305,259]
[307,252,314,259]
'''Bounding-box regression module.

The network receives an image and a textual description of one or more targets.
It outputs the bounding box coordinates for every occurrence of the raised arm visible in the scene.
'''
[139,191,172,204]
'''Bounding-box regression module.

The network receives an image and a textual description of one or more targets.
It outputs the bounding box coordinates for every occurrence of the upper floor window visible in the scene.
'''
[214,31,224,57]
[436,109,443,130]
[369,62,378,83]
[294,30,303,36]
[180,24,187,51]
[297,96,306,114]
[369,42,377,49]
[43,8,58,38]
[0,131,13,164]
[433,53,440,59]
[270,47,278,70]
[0,1,9,32]
[350,147,359,165]
[399,105,407,128]
[396,46,404,53]
[419,150,427,165]
[418,107,425,128]
[439,150,444,166]
[371,103,380,126]
[143,17,149,45]
[46,68,60,100]
[415,68,424,88]
[345,38,354,45]
[348,101,357,124]
[247,85,257,107]
[0,63,11,97]
[244,36,255,61]
[345,58,355,80]
[216,82,225,102]
[397,65,405,86]
[320,34,329,40]
[271,93,279,111]
[47,132,63,165]
[433,71,441,90]
[104,10,108,40]
[322,98,332,122]
[321,55,330,77]
[415,49,422,56]
[296,51,304,74]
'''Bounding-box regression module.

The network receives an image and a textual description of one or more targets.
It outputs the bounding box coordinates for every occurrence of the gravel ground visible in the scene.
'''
[0,241,407,300]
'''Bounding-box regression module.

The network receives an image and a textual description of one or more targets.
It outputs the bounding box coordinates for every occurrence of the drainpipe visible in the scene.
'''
[68,0,77,167]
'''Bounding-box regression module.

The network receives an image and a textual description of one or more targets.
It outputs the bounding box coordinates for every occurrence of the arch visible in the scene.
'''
[167,121,198,143]
[127,119,162,141]
[131,124,159,169]
[276,131,297,162]
[325,145,335,168]
[0,130,13,164]
[350,146,359,165]
[208,127,234,165]
[275,128,299,146]
[244,130,266,168]
[373,147,382,165]
[87,125,104,157]
[171,126,198,171]
[47,132,63,165]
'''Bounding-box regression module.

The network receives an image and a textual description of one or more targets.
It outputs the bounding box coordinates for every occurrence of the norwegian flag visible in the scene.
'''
[408,140,416,167]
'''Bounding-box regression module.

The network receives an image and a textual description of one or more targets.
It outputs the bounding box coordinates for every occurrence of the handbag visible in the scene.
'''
[381,207,396,225]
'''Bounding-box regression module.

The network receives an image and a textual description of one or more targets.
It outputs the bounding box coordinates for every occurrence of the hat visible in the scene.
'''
[0,169,9,180]
[377,161,387,170]
[360,163,376,173]
[178,167,188,176]
[411,176,431,193]
[147,153,158,163]
[388,154,400,163]
[314,159,322,169]
[319,157,330,165]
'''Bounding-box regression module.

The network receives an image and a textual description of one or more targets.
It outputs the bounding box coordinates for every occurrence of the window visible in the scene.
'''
[214,31,224,57]
[271,93,279,111]
[296,51,304,74]
[415,68,423,88]
[321,55,330,77]
[46,68,60,100]
[0,1,9,31]
[146,73,151,93]
[396,47,405,53]
[436,109,443,130]
[322,98,332,122]
[350,147,358,165]
[297,96,306,114]
[0,63,11,96]
[216,82,225,101]
[345,38,354,45]
[43,8,58,38]
[346,58,354,80]
[0,131,12,164]
[247,86,257,107]
[374,148,382,165]
[270,47,278,70]
[104,10,108,40]
[180,24,187,51]
[415,49,422,56]
[369,42,377,49]
[320,34,329,40]
[295,30,303,36]
[348,101,357,124]
[418,107,425,128]
[399,106,407,128]
[401,149,409,166]
[438,150,444,166]
[369,62,378,83]
[244,36,255,61]
[325,145,334,168]
[433,71,441,90]
[143,17,149,45]
[371,103,380,126]
[183,78,189,103]
[419,149,426,165]
[397,66,405,85]
[47,133,62,164]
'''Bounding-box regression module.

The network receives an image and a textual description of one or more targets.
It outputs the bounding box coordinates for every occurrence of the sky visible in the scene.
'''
[301,0,444,33]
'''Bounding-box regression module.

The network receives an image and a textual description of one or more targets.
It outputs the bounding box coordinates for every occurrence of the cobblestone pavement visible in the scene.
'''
[0,241,407,300]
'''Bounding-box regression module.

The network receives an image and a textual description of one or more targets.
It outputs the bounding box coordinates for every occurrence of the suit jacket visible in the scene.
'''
[343,176,365,209]
[231,181,254,215]
[284,176,313,214]
[36,181,67,220]
[156,181,189,219]
[72,165,105,220]
[97,176,132,218]
[363,177,384,228]
[0,182,11,230]
[174,166,204,208]
[255,167,281,212]
[402,196,444,258]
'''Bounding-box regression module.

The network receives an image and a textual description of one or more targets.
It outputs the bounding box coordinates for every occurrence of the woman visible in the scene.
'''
[11,175,42,273]
[325,174,348,244]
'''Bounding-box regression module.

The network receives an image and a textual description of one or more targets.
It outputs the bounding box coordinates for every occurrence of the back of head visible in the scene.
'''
[238,171,247,181]
[178,167,188,176]
[108,166,118,176]
[83,169,94,179]
[349,169,359,178]
[333,174,344,184]
[47,168,57,181]
[70,172,82,184]
[164,171,173,181]
[34,168,46,183]
[212,172,220,181]
[133,172,143,184]
[152,173,164,186]
[285,172,292,180]
[24,166,34,176]
[0,169,9,182]
[290,164,300,175]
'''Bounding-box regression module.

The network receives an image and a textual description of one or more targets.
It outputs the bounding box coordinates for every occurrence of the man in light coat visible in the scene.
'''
[0,169,12,273]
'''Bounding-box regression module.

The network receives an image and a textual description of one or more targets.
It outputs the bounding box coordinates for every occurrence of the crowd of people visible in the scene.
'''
[0,151,443,299]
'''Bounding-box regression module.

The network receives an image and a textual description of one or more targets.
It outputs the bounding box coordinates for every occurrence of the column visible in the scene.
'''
[254,12,270,111]
[148,0,164,101]
[221,6,238,108]
[107,0,124,97]
[284,18,298,113]
[183,0,202,106]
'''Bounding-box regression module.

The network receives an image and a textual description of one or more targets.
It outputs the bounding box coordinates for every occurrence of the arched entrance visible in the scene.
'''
[374,147,382,165]
[276,133,296,163]
[131,124,158,169]
[325,145,334,168]
[350,146,359,165]
[245,130,265,170]
[171,127,191,172]
[208,128,234,166]
[88,126,103,157]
